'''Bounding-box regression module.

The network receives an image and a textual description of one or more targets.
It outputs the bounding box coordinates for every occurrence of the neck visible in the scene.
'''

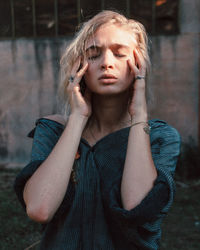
[88,91,131,134]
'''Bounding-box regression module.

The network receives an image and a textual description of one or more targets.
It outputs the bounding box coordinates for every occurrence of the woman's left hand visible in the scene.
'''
[127,49,148,122]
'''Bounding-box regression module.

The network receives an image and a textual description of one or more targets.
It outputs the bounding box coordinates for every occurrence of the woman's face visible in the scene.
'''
[84,23,137,95]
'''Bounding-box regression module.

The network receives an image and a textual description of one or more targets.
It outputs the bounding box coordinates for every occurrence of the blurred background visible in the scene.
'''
[0,0,199,174]
[0,0,199,249]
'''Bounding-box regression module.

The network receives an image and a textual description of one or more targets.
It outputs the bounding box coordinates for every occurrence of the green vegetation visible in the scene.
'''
[0,169,41,250]
[0,168,199,250]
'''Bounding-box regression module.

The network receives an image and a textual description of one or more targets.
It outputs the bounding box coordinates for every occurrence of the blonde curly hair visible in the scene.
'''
[58,10,151,117]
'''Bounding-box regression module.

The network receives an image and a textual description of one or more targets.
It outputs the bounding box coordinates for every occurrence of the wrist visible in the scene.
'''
[130,121,151,134]
[131,112,148,124]
[69,113,89,127]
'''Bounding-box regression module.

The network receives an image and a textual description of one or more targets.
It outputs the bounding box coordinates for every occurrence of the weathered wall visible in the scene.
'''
[149,33,199,144]
[0,39,71,167]
[148,0,200,143]
[0,0,199,167]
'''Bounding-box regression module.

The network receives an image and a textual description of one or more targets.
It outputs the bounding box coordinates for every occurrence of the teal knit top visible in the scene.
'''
[14,118,181,250]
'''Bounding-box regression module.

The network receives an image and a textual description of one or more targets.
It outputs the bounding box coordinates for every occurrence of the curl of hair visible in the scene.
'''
[58,10,152,118]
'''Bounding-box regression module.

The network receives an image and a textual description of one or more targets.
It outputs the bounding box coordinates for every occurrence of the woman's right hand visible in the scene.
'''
[67,58,92,118]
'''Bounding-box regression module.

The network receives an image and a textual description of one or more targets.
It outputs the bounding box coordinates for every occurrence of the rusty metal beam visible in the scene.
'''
[152,0,156,35]
[199,34,200,148]
[126,0,130,17]
[54,0,58,37]
[101,0,105,10]
[32,0,36,37]
[10,0,15,38]
[77,0,81,25]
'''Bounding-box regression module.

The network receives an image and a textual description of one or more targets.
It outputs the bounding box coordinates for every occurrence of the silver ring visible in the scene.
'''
[69,76,74,83]
[135,75,145,80]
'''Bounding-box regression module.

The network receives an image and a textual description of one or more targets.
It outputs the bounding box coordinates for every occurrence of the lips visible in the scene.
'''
[98,74,117,80]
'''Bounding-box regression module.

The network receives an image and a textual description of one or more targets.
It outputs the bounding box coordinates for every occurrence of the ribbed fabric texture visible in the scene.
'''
[14,118,181,250]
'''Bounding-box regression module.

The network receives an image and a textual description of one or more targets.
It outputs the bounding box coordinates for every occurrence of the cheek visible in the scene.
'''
[85,63,95,76]
[84,64,91,77]
[84,65,95,86]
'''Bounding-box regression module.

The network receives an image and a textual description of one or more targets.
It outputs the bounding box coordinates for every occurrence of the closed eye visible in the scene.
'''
[115,54,126,57]
[88,54,100,60]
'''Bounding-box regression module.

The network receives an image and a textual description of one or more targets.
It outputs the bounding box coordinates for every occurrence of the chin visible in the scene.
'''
[92,86,130,96]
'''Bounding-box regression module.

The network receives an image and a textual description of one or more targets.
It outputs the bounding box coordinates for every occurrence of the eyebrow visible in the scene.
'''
[86,43,130,51]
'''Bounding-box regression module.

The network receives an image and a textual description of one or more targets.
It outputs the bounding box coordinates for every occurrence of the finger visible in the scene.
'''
[71,57,81,77]
[133,49,142,69]
[68,61,88,87]
[73,85,82,97]
[77,61,88,78]
[127,58,139,77]
[66,80,75,93]
[134,49,146,70]
[70,61,88,87]
[127,59,135,72]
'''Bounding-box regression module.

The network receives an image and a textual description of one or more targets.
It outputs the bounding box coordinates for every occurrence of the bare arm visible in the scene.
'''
[121,51,157,211]
[24,59,91,223]
[23,114,88,223]
[121,108,157,210]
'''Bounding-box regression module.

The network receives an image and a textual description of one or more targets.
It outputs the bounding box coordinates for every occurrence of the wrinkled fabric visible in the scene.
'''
[14,118,181,250]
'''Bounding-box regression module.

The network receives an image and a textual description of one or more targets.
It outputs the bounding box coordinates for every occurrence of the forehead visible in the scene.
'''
[85,23,136,49]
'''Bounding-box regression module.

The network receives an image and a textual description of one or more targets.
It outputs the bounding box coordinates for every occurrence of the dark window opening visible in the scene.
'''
[0,0,179,39]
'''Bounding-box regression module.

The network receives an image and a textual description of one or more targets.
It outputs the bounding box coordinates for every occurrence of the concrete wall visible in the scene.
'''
[0,0,199,168]
[0,39,70,167]
[149,0,200,143]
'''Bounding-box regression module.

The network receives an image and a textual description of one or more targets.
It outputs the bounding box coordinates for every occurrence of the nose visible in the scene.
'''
[100,50,114,70]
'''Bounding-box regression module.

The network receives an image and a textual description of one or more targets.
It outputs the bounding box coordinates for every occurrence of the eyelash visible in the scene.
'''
[88,55,100,60]
[115,54,125,57]
[88,53,125,60]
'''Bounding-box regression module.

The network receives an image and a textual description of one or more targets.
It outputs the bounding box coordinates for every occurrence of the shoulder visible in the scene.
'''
[42,114,67,126]
[28,114,67,138]
[29,115,66,160]
[149,119,181,176]
[149,118,181,145]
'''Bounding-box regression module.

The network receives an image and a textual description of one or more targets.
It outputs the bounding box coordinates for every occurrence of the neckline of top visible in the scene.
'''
[36,117,167,149]
[80,125,131,149]
[37,117,166,128]
[37,117,131,149]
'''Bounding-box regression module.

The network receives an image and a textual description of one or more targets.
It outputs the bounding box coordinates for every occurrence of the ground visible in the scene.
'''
[0,168,199,250]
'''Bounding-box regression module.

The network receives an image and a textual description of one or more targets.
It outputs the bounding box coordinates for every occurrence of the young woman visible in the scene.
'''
[14,10,181,250]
